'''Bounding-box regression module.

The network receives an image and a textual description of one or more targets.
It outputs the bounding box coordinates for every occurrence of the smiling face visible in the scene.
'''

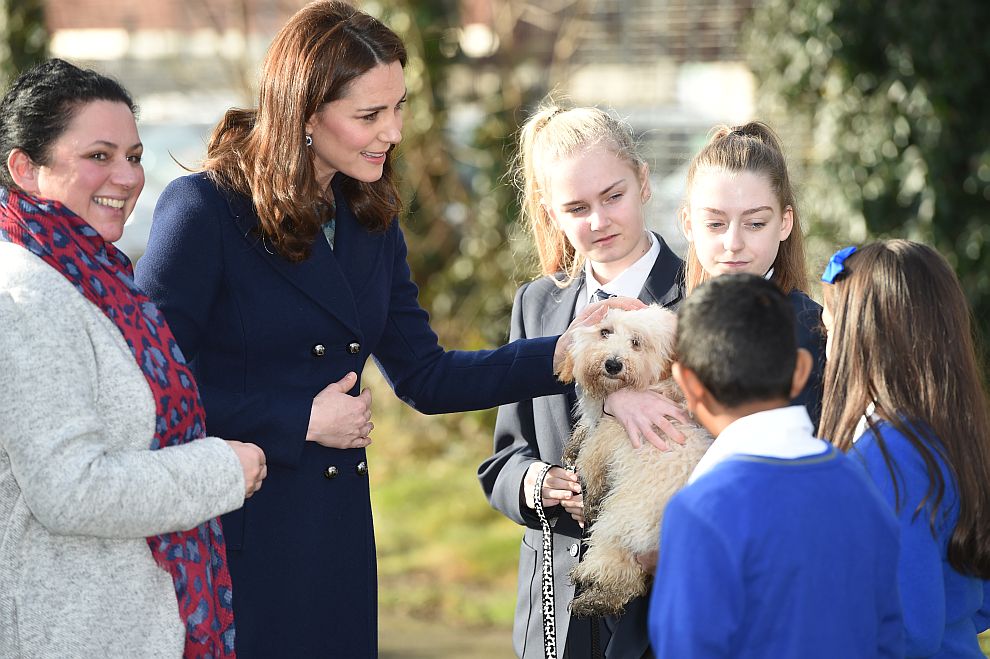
[22,100,144,243]
[542,143,652,284]
[305,60,406,191]
[683,169,793,279]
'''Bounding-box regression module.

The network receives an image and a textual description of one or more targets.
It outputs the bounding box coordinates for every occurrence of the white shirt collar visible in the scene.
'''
[688,406,827,484]
[583,231,659,304]
[853,402,878,442]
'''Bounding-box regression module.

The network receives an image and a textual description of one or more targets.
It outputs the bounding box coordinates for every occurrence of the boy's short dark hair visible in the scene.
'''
[676,274,797,407]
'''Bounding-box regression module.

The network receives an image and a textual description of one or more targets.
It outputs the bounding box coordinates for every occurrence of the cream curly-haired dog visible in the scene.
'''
[557,304,713,617]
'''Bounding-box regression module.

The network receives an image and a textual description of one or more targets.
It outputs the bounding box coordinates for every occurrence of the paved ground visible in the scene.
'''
[379,612,514,658]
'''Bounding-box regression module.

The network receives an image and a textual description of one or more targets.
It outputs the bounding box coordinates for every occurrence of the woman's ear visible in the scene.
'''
[639,163,652,204]
[779,205,794,241]
[7,149,40,195]
[680,206,693,242]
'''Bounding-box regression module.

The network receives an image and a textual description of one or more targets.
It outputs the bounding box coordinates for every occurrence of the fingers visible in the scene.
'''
[598,296,647,311]
[241,443,267,498]
[327,371,358,393]
[655,417,686,445]
[622,421,643,449]
[640,427,671,452]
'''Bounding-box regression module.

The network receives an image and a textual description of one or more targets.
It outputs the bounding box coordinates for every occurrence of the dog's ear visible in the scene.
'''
[556,344,576,384]
[658,347,676,382]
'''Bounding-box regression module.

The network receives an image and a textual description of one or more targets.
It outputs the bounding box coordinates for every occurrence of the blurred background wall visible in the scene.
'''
[5,0,988,655]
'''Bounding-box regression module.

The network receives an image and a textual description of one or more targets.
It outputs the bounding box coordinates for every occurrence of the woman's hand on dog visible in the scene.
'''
[553,296,647,376]
[524,462,585,526]
[605,389,690,451]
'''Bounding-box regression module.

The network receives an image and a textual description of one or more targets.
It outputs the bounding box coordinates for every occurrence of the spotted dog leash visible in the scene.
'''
[534,462,558,659]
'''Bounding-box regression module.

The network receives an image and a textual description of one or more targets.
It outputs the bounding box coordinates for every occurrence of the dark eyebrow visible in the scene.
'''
[357,91,408,113]
[561,178,626,207]
[85,140,143,151]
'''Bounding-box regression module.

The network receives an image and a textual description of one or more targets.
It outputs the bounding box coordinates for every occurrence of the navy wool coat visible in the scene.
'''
[135,172,567,658]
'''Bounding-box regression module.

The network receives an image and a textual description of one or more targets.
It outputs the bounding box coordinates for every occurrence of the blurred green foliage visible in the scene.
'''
[746,0,990,362]
[0,0,47,85]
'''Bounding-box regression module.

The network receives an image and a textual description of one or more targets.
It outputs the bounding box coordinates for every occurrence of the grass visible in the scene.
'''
[365,367,522,627]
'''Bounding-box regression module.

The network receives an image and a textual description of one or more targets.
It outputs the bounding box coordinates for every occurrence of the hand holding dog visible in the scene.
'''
[553,296,647,377]
[306,372,374,449]
[524,462,585,526]
[605,388,690,451]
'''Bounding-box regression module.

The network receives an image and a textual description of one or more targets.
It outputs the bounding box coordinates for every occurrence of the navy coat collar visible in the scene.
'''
[220,175,387,336]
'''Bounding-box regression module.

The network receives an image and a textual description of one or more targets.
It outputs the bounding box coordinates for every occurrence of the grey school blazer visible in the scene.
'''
[478,235,684,659]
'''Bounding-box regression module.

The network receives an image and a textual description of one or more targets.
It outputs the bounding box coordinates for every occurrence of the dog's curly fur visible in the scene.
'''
[557,305,713,617]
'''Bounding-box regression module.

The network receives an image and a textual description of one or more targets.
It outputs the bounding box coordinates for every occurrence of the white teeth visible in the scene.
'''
[363,152,385,158]
[94,197,125,209]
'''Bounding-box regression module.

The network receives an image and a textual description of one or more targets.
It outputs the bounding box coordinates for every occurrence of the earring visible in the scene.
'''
[305,134,313,147]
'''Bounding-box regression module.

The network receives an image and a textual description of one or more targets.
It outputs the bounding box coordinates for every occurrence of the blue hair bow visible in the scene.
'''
[821,246,857,283]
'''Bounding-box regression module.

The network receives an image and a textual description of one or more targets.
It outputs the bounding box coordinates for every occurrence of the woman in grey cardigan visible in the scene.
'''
[0,59,267,658]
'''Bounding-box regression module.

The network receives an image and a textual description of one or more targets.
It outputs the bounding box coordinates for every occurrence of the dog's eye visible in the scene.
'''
[630,337,641,348]
[600,328,613,339]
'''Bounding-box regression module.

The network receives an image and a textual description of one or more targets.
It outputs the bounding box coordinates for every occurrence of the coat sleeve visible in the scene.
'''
[648,492,743,657]
[477,282,548,528]
[0,278,244,539]
[974,581,990,633]
[372,223,567,414]
[135,175,312,468]
[854,430,946,656]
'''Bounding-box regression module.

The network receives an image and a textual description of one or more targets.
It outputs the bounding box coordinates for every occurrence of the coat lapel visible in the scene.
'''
[224,185,364,335]
[639,233,685,308]
[539,276,584,450]
[329,177,387,303]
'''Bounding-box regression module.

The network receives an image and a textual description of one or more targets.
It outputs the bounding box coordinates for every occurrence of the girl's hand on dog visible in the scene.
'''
[605,389,689,451]
[553,296,647,376]
[524,462,583,521]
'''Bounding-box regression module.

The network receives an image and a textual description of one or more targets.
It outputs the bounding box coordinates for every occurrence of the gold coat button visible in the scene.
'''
[312,344,326,357]
[324,465,339,480]
[356,461,368,476]
[346,342,361,354]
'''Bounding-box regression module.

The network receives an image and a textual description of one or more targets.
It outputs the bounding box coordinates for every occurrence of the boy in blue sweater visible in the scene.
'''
[647,274,903,658]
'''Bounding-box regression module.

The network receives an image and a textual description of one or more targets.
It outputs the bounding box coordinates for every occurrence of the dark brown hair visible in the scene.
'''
[683,122,807,295]
[0,58,136,189]
[820,240,990,577]
[204,0,406,261]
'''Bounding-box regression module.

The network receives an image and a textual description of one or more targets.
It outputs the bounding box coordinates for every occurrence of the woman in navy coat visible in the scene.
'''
[135,2,620,656]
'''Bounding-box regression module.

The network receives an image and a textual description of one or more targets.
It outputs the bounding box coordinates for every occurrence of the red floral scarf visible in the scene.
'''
[0,188,236,658]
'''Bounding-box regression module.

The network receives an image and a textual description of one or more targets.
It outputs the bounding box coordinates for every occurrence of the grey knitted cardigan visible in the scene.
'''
[0,243,246,658]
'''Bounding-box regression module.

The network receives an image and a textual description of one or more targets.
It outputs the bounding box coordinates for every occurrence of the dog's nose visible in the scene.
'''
[605,357,623,375]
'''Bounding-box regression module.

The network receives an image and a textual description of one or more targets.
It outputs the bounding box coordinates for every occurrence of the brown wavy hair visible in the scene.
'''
[682,121,807,295]
[204,0,406,262]
[514,100,648,286]
[820,240,990,577]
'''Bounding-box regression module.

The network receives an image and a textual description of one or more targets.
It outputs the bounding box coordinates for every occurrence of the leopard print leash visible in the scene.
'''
[534,462,558,659]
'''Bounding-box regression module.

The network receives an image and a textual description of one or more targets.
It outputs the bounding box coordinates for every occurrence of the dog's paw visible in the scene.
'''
[570,588,627,618]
